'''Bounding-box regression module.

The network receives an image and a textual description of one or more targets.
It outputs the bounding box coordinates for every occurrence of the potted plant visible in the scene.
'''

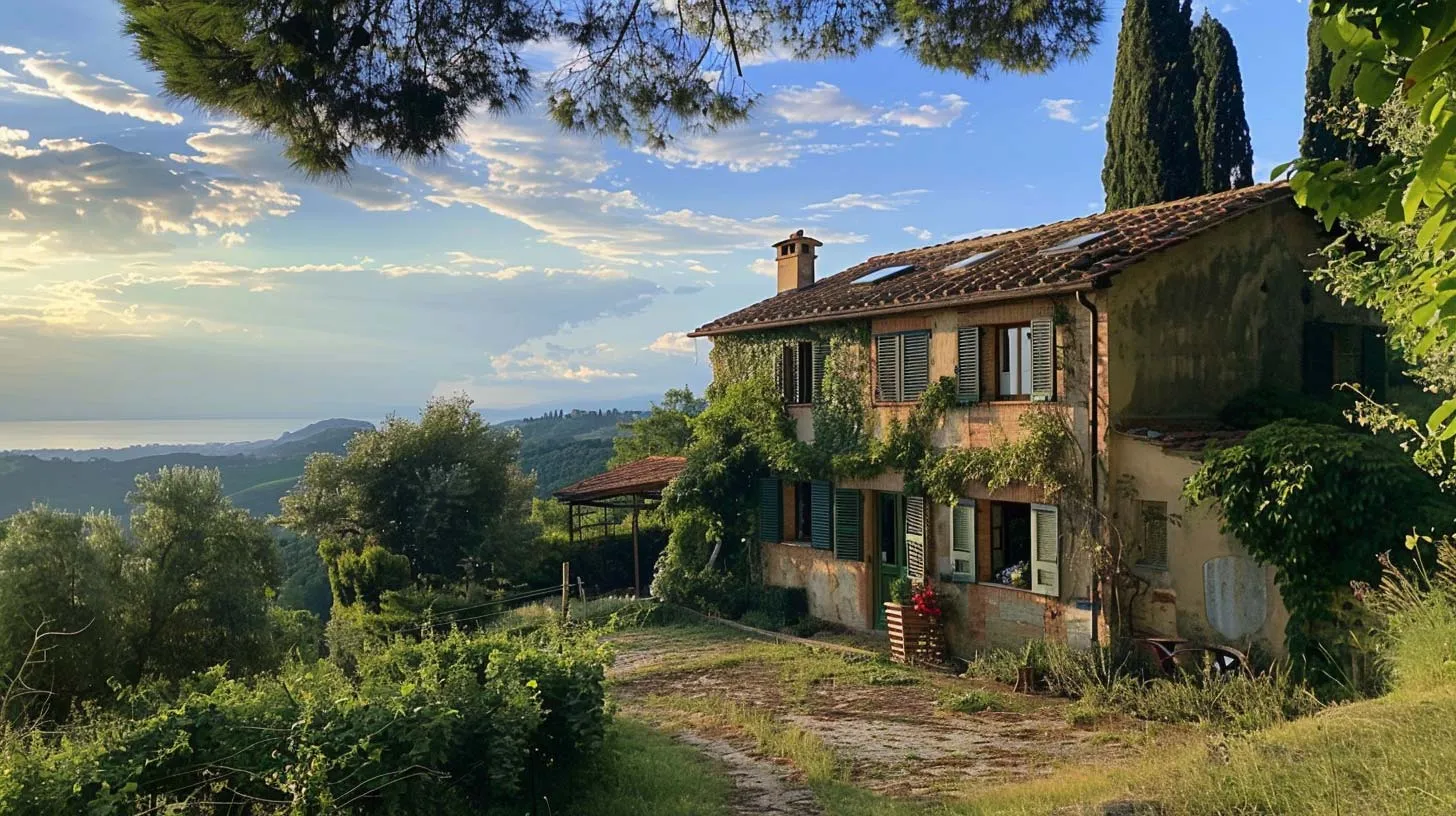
[885,579,946,666]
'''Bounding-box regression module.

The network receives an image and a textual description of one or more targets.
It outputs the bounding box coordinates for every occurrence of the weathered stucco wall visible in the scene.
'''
[762,542,870,629]
[936,581,1095,655]
[1101,202,1370,423]
[1109,433,1290,656]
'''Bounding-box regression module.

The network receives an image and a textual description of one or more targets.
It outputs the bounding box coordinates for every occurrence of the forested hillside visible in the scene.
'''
[0,424,366,518]
[506,409,645,496]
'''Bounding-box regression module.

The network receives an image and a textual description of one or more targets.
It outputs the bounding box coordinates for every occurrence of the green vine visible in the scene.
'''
[918,411,1080,506]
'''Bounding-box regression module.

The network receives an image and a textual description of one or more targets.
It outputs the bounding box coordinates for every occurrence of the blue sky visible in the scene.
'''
[0,0,1311,421]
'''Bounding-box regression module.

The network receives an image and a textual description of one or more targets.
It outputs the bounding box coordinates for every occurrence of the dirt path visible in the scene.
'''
[607,625,1142,801]
[675,731,824,816]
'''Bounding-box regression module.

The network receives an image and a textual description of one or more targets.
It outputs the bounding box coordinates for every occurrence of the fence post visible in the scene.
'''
[561,562,571,621]
[578,576,587,603]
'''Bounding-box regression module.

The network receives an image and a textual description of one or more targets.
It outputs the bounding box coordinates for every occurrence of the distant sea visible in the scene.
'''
[0,418,327,452]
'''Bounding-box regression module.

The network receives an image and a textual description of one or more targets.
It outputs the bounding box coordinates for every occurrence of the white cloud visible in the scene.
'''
[18,58,182,125]
[0,138,300,263]
[648,331,698,356]
[804,190,927,212]
[219,231,246,248]
[415,110,865,263]
[902,226,933,241]
[490,343,637,382]
[172,125,416,212]
[0,127,40,158]
[750,258,776,277]
[1039,98,1080,123]
[0,46,25,56]
[770,84,967,129]
[446,251,504,266]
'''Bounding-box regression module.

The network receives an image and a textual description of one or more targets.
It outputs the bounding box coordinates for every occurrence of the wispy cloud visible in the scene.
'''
[17,58,182,125]
[804,190,928,212]
[770,83,968,130]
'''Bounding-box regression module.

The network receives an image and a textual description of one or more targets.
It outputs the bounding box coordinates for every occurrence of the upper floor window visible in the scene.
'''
[875,330,931,403]
[777,341,818,405]
[1303,322,1387,402]
[990,317,1056,402]
[998,325,1034,398]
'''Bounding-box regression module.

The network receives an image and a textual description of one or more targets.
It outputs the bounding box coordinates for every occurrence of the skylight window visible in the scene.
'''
[943,249,1003,271]
[1039,230,1110,256]
[853,264,914,284]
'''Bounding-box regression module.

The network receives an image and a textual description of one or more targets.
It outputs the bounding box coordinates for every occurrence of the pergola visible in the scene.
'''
[552,456,686,598]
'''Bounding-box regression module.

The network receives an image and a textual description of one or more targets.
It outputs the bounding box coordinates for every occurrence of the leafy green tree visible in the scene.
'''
[0,508,124,718]
[118,0,1103,175]
[1299,9,1380,166]
[1102,0,1201,209]
[1192,12,1253,193]
[610,387,706,467]
[1289,4,1456,481]
[119,467,281,683]
[282,396,537,603]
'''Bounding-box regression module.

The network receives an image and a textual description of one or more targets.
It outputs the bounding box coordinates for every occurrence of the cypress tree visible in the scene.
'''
[1192,13,1253,192]
[1102,0,1201,210]
[1300,11,1380,166]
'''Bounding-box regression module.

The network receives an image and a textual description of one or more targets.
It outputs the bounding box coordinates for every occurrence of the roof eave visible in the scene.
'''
[687,280,1098,338]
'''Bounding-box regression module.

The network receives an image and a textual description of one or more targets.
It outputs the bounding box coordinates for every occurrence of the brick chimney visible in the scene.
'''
[772,230,822,294]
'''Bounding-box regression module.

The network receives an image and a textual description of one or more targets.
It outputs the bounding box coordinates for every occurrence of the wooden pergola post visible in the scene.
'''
[632,496,641,599]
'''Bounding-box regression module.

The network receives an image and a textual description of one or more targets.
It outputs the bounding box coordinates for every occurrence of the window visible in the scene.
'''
[951,500,976,579]
[833,488,863,560]
[998,325,1034,398]
[792,481,814,543]
[1039,230,1109,255]
[995,319,1055,401]
[875,330,931,403]
[777,341,817,405]
[1303,322,1387,401]
[990,502,1032,584]
[854,264,914,284]
[944,249,1002,271]
[1137,500,1169,570]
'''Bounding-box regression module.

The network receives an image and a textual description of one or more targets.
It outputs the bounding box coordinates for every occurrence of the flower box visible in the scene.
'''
[884,602,945,666]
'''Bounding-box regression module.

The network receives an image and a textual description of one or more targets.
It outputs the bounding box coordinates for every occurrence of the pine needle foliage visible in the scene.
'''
[1101,0,1200,210]
[1192,12,1253,193]
[119,0,1104,175]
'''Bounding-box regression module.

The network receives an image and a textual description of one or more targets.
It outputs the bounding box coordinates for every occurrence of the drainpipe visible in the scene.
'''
[1076,290,1101,647]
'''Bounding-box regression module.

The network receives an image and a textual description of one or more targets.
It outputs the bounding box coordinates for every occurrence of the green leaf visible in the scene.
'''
[1354,63,1399,107]
[1418,114,1456,190]
[1404,176,1429,222]
[1409,32,1456,86]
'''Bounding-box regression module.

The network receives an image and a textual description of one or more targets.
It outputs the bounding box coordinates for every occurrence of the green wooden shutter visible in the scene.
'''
[833,488,862,561]
[785,345,801,404]
[810,480,833,550]
[758,478,782,543]
[902,330,931,401]
[956,326,980,404]
[875,334,899,403]
[1031,503,1060,598]
[905,495,926,583]
[1360,327,1387,401]
[811,341,829,404]
[952,501,976,579]
[1030,318,1055,402]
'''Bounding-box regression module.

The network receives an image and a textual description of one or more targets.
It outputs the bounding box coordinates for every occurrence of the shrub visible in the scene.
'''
[0,628,611,815]
[1361,540,1456,693]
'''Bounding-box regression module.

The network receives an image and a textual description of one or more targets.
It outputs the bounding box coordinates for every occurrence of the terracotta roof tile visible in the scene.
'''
[690,182,1293,336]
[1118,425,1249,456]
[552,456,687,502]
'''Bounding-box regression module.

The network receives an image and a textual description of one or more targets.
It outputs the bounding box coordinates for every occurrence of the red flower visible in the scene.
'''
[911,584,943,618]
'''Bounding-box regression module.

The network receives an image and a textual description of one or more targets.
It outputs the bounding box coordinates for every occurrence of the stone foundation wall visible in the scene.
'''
[763,542,870,629]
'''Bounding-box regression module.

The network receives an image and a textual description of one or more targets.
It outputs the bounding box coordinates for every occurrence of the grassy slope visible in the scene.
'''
[611,621,1456,816]
[540,719,734,816]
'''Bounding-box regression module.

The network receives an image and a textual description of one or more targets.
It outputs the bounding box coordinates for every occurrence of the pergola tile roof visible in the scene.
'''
[552,456,687,503]
[690,182,1294,337]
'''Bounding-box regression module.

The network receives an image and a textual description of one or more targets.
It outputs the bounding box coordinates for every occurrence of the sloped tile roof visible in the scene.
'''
[691,182,1293,337]
[552,456,687,502]
[1118,425,1250,456]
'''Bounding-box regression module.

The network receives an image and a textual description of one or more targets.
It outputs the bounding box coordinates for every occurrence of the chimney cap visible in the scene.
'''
[772,230,822,249]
